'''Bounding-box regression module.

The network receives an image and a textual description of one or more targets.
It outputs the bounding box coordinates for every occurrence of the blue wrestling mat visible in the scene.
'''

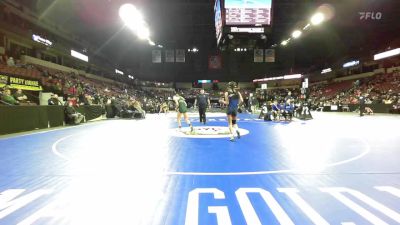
[0,112,399,225]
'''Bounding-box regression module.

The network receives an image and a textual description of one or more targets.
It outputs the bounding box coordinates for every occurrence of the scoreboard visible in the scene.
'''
[225,0,272,25]
[226,8,271,25]
[215,0,272,46]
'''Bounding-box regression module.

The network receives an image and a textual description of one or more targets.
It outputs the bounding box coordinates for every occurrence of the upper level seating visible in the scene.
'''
[0,63,41,79]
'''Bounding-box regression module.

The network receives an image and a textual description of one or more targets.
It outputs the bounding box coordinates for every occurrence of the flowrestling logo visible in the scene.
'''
[359,12,382,20]
[170,126,250,138]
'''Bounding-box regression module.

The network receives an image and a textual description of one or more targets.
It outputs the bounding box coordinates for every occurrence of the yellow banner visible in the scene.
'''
[0,74,7,85]
[9,84,43,91]
[0,74,42,91]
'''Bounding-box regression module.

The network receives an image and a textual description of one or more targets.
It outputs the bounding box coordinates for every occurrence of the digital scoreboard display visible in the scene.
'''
[225,0,272,26]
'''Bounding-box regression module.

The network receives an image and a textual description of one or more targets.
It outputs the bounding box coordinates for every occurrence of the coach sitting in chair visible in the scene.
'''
[271,100,281,121]
[282,99,294,121]
[65,101,85,125]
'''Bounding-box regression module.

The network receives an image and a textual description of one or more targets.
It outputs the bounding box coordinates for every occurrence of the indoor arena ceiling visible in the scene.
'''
[14,0,400,73]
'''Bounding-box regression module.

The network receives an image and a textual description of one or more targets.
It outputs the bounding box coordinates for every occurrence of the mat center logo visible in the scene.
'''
[171,126,250,138]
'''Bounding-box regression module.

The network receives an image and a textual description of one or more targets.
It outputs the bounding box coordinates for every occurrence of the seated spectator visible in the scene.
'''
[66,96,78,106]
[6,57,15,66]
[159,101,169,114]
[131,98,146,118]
[13,89,28,103]
[82,94,93,105]
[52,81,63,94]
[1,89,19,105]
[383,98,392,104]
[48,94,62,105]
[365,107,374,115]
[65,101,84,124]
[15,59,23,67]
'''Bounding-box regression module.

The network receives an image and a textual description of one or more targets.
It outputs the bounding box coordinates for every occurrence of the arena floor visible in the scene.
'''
[0,112,399,225]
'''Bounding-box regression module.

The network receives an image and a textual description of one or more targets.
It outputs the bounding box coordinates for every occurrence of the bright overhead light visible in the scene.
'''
[115,69,124,75]
[137,26,150,40]
[343,60,359,68]
[157,45,163,48]
[149,40,155,46]
[281,40,288,46]
[284,74,302,79]
[119,4,143,30]
[253,76,284,82]
[374,48,400,60]
[71,50,88,62]
[321,68,332,74]
[311,12,325,25]
[292,30,302,39]
[119,4,152,40]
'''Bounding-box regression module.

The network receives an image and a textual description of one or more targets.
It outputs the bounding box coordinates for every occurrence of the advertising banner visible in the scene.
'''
[208,55,222,69]
[152,50,162,63]
[176,49,185,63]
[265,49,275,62]
[165,50,175,63]
[0,74,42,91]
[254,49,264,62]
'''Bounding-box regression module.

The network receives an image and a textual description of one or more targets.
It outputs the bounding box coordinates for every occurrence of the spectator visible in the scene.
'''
[48,94,62,105]
[65,101,84,124]
[83,94,93,105]
[6,56,15,66]
[13,89,28,103]
[1,89,19,105]
[131,98,145,118]
[66,96,78,106]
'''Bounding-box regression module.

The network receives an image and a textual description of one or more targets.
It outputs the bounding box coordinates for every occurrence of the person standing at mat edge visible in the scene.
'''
[173,92,194,132]
[221,81,243,141]
[359,93,366,117]
[194,89,211,124]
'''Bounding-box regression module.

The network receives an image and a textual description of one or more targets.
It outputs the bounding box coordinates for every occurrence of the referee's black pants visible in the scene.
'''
[360,104,365,116]
[199,106,207,123]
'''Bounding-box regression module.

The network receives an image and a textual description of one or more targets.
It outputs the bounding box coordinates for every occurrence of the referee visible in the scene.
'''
[194,89,211,124]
